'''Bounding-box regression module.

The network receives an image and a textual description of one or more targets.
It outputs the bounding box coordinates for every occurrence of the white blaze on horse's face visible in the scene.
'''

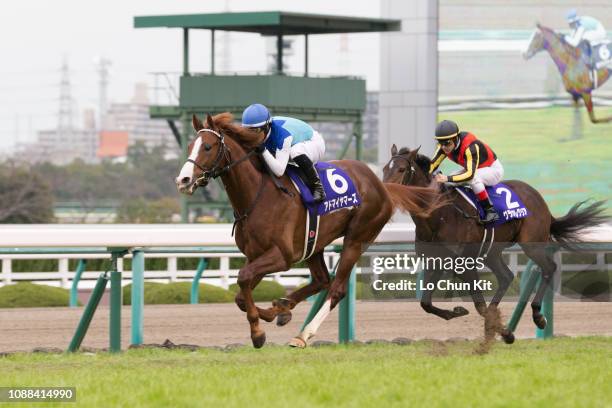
[175,136,203,195]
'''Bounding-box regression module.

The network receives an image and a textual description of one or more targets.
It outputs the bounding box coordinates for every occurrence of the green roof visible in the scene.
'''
[134,11,400,35]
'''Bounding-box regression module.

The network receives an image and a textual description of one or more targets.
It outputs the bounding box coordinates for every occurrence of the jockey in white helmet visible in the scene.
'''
[242,103,327,203]
[564,9,607,67]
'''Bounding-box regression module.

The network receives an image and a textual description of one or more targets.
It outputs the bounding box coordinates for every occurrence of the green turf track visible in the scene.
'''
[1,337,610,407]
[436,107,612,216]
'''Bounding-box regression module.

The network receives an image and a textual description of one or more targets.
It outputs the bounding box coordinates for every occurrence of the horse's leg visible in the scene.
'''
[519,244,557,330]
[289,241,362,347]
[237,246,289,348]
[270,252,331,327]
[419,244,469,320]
[234,274,278,323]
[483,249,516,344]
[455,264,487,317]
[582,92,612,123]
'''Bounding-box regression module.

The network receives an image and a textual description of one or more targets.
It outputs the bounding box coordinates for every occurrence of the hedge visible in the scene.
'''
[0,282,75,308]
[228,280,286,302]
[122,282,235,305]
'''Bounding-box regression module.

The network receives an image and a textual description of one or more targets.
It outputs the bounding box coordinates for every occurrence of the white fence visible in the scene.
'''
[0,223,610,290]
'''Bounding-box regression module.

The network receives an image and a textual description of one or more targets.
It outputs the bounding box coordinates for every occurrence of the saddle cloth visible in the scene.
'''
[286,162,361,261]
[286,161,361,215]
[593,41,612,69]
[454,183,529,226]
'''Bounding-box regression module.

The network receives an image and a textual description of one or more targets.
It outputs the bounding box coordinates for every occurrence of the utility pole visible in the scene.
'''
[58,57,75,152]
[95,57,112,131]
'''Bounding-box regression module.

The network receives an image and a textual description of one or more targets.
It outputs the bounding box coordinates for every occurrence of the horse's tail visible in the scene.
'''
[384,183,447,218]
[550,200,608,250]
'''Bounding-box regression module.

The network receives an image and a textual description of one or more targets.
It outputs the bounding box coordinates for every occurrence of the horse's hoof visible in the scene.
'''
[288,337,307,348]
[453,306,469,317]
[276,311,292,327]
[251,332,266,349]
[501,329,515,344]
[533,314,547,330]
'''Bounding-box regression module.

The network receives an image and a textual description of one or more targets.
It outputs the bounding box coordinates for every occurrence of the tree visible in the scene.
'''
[0,162,54,223]
[116,197,180,223]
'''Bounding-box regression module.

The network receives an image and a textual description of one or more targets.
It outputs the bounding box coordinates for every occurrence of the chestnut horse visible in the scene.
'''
[523,23,612,123]
[176,114,442,348]
[383,145,607,343]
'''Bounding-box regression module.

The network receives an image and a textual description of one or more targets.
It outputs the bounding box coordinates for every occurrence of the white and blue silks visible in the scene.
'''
[565,16,607,47]
[261,116,326,177]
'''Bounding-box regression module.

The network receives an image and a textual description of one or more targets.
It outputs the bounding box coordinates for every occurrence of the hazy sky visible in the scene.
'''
[0,0,382,153]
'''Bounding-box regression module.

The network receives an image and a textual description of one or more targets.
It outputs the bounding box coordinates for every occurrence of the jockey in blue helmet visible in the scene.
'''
[564,9,607,67]
[241,103,327,203]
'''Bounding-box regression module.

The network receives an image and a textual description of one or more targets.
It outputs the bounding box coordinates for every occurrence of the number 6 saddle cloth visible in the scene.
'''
[454,183,530,227]
[286,161,361,261]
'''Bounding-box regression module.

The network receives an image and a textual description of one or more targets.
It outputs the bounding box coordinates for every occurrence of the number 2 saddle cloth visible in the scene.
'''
[454,183,530,227]
[286,161,361,261]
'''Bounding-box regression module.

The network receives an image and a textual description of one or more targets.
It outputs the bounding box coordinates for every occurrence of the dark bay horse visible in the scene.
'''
[523,23,612,123]
[176,114,443,348]
[383,145,607,343]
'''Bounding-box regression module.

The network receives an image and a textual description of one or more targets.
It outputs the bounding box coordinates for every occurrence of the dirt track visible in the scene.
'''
[1,300,611,352]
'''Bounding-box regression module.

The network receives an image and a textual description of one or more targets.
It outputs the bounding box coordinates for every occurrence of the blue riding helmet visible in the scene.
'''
[242,104,271,128]
[566,9,579,24]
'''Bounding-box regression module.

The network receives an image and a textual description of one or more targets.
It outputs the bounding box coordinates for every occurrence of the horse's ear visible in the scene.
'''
[192,114,203,131]
[205,113,215,129]
[391,144,398,156]
[407,145,421,160]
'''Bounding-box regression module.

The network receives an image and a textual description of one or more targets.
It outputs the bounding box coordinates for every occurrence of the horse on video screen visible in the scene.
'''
[383,145,607,343]
[523,23,612,123]
[176,113,444,348]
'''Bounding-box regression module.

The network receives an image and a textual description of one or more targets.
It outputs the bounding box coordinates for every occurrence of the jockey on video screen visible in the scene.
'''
[564,9,607,68]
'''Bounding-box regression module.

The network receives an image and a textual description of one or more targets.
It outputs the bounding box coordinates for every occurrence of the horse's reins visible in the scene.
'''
[188,128,258,186]
[390,154,416,185]
[391,154,483,224]
[189,127,289,236]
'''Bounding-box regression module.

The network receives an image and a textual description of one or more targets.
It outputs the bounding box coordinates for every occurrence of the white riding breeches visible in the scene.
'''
[290,131,325,162]
[451,160,504,194]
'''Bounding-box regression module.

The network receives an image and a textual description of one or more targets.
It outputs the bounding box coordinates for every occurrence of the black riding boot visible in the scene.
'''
[479,197,499,225]
[294,154,326,203]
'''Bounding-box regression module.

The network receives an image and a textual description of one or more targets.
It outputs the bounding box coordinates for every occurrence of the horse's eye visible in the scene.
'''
[204,143,212,151]
[398,167,406,173]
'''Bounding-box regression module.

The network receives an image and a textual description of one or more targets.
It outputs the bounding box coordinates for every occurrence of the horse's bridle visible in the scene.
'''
[187,128,257,187]
[390,155,416,185]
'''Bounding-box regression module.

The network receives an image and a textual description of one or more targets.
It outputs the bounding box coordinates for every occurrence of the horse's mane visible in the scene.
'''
[537,24,574,51]
[212,112,262,149]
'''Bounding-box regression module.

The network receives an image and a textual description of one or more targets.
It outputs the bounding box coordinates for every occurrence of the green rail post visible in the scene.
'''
[416,268,425,301]
[191,258,208,304]
[338,267,356,343]
[69,259,88,307]
[67,272,109,352]
[506,260,539,333]
[109,249,127,353]
[131,249,145,346]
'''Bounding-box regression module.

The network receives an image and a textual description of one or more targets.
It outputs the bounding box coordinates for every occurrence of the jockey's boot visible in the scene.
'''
[479,197,499,225]
[294,154,326,203]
